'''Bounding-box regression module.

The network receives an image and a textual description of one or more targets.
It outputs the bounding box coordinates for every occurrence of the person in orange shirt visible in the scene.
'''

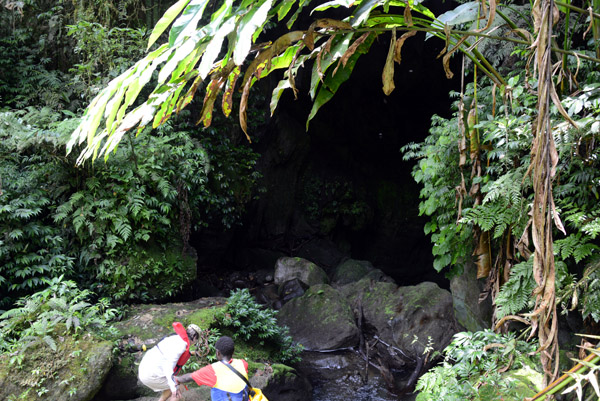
[174,336,250,401]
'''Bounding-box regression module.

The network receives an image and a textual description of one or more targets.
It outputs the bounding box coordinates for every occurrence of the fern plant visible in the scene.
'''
[405,66,600,325]
[494,259,536,320]
[0,276,118,354]
[0,111,76,308]
[416,330,540,401]
[214,289,303,364]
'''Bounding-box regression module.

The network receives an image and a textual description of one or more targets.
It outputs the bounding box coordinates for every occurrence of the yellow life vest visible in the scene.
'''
[212,359,248,393]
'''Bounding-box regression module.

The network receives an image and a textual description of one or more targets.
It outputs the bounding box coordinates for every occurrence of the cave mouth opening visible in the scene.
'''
[189,7,464,292]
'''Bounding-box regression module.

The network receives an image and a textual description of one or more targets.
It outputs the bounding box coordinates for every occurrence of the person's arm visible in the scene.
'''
[173,364,217,388]
[176,373,195,384]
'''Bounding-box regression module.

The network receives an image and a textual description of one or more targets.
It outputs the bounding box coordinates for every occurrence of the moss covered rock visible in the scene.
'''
[0,333,112,401]
[274,257,329,288]
[277,284,359,350]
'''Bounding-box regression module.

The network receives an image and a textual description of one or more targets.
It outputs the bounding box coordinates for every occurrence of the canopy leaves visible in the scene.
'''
[67,0,542,164]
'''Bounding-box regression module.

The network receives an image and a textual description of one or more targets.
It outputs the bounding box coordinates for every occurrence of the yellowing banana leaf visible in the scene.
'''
[394,30,417,64]
[222,65,241,117]
[309,33,353,99]
[382,29,396,95]
[198,75,227,127]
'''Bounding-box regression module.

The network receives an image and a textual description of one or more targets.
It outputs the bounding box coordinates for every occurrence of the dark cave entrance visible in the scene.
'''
[189,1,463,292]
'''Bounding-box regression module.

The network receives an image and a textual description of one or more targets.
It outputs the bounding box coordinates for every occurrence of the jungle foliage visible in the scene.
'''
[0,0,261,308]
[2,0,600,397]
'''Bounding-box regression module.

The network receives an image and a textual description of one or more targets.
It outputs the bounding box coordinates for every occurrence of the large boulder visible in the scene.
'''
[0,332,112,401]
[274,257,329,287]
[278,284,360,351]
[330,258,395,287]
[340,279,457,360]
[331,259,375,286]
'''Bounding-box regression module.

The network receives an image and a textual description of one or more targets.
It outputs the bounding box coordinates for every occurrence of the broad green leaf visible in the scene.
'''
[270,78,292,115]
[199,16,236,79]
[351,0,384,27]
[115,45,173,127]
[436,1,479,26]
[311,0,354,13]
[306,87,335,130]
[309,33,352,99]
[153,83,186,128]
[147,0,191,50]
[158,36,200,84]
[103,84,127,136]
[388,0,427,8]
[169,0,211,47]
[171,45,203,81]
[365,14,405,27]
[259,44,302,78]
[233,0,274,65]
[307,34,372,128]
[275,0,297,21]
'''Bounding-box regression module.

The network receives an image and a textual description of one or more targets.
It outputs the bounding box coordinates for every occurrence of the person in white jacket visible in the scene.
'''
[138,322,201,401]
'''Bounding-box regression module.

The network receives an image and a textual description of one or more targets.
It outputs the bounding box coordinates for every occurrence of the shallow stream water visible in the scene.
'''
[298,351,417,401]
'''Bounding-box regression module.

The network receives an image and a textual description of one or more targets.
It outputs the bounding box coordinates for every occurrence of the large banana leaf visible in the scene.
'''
[67,0,515,164]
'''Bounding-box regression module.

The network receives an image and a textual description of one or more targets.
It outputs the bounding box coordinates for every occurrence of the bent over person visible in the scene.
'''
[138,322,202,401]
[175,336,250,401]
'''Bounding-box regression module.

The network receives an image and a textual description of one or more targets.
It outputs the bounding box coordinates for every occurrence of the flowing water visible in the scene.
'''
[298,351,417,401]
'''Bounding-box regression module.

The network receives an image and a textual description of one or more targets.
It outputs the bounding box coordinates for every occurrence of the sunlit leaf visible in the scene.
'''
[233,0,274,65]
[199,16,236,79]
[436,1,479,26]
[147,0,191,50]
[274,0,296,21]
[311,0,354,13]
[169,0,211,47]
[351,0,384,27]
[270,79,292,115]
[309,33,353,99]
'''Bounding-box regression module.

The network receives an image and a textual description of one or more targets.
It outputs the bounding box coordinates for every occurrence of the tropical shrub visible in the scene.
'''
[402,67,600,324]
[415,330,540,401]
[214,288,303,364]
[0,110,77,308]
[0,276,118,355]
